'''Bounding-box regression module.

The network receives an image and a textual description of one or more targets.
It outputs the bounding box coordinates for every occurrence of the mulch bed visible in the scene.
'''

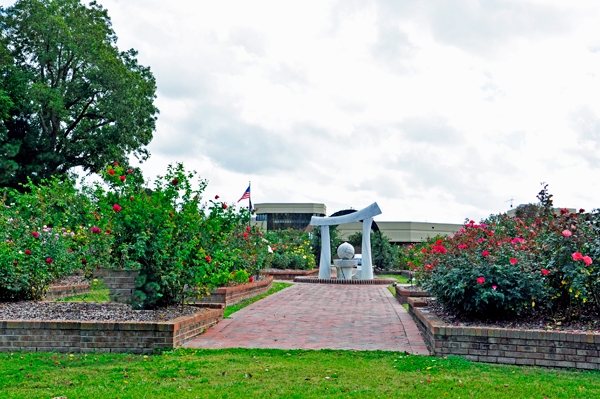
[426,298,600,333]
[0,301,204,323]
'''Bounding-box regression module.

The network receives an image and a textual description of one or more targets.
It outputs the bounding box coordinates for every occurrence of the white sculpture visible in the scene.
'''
[310,202,382,280]
[337,242,355,260]
[334,242,357,280]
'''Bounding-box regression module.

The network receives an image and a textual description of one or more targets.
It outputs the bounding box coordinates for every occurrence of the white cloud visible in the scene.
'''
[2,0,600,223]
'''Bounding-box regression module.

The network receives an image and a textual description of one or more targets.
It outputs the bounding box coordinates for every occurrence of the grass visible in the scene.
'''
[224,282,293,318]
[56,279,110,302]
[1,348,599,398]
[377,274,410,284]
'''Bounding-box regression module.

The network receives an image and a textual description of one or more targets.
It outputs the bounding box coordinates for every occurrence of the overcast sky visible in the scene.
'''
[5,0,600,223]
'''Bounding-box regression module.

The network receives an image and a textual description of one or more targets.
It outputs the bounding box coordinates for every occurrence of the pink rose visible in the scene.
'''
[542,269,549,275]
[477,277,485,284]
[46,258,53,264]
[32,231,39,238]
[492,286,497,290]
[112,204,121,212]
[583,256,593,266]
[482,250,489,257]
[510,259,517,265]
[572,252,584,261]
[92,227,101,234]
[562,230,572,237]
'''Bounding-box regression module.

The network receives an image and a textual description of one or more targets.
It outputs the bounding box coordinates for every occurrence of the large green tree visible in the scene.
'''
[0,0,158,188]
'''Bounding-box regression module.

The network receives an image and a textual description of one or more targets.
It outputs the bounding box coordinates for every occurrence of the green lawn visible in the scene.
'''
[1,348,598,398]
[377,274,410,284]
[224,282,293,318]
[57,279,110,302]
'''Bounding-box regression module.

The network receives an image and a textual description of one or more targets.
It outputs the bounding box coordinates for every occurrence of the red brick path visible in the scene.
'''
[186,283,429,354]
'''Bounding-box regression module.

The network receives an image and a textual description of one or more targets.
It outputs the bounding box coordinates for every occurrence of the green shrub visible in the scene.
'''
[264,229,315,270]
[0,177,109,300]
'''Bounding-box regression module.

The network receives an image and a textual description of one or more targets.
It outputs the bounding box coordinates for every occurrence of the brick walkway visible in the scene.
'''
[186,283,429,354]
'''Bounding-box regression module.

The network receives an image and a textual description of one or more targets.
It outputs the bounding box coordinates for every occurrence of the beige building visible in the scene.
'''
[253,203,462,245]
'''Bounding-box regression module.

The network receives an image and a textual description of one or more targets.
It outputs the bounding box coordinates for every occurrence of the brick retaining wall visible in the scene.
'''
[261,269,318,280]
[93,269,138,303]
[0,306,223,353]
[294,277,397,285]
[408,297,600,370]
[197,276,273,307]
[44,284,91,301]
[395,285,430,304]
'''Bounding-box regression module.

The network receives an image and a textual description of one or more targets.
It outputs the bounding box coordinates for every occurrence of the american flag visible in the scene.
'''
[238,186,250,202]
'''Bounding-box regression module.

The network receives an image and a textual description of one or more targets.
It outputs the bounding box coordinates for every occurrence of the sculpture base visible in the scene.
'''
[333,259,358,280]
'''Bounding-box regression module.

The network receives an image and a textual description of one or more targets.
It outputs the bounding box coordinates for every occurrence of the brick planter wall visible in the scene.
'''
[196,276,273,307]
[395,285,430,304]
[93,269,139,303]
[44,284,91,301]
[408,297,600,370]
[294,277,397,285]
[0,306,223,354]
[261,269,318,280]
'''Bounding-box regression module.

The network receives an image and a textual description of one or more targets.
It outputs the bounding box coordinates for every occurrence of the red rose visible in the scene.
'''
[249,277,254,283]
[92,227,101,234]
[82,259,87,265]
[572,252,584,261]
[130,196,134,201]
[25,249,31,255]
[108,169,115,176]
[243,232,248,237]
[583,256,593,266]
[127,169,133,173]
[112,204,122,212]
[114,162,119,166]
[222,204,227,209]
[46,258,53,264]
[205,256,211,263]
[171,178,179,186]
[215,195,219,199]
[510,259,517,265]
[32,232,39,238]
[541,269,549,275]
[231,271,235,276]
[482,250,489,256]
[119,176,126,182]
[477,277,485,284]
[246,226,251,231]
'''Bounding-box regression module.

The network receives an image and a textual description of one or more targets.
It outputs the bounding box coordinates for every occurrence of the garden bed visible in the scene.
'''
[194,275,273,307]
[260,268,318,280]
[408,297,600,370]
[395,284,429,304]
[0,303,223,353]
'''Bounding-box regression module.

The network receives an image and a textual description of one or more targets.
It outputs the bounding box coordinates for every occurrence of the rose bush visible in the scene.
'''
[0,177,111,300]
[264,229,316,270]
[414,186,600,319]
[93,162,267,309]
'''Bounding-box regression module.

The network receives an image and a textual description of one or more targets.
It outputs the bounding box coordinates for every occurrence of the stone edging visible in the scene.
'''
[293,277,397,285]
[0,305,223,354]
[44,284,91,301]
[261,269,319,280]
[407,297,600,370]
[395,285,430,304]
[195,276,273,307]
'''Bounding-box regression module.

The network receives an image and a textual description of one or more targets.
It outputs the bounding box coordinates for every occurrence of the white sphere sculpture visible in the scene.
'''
[337,242,355,260]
